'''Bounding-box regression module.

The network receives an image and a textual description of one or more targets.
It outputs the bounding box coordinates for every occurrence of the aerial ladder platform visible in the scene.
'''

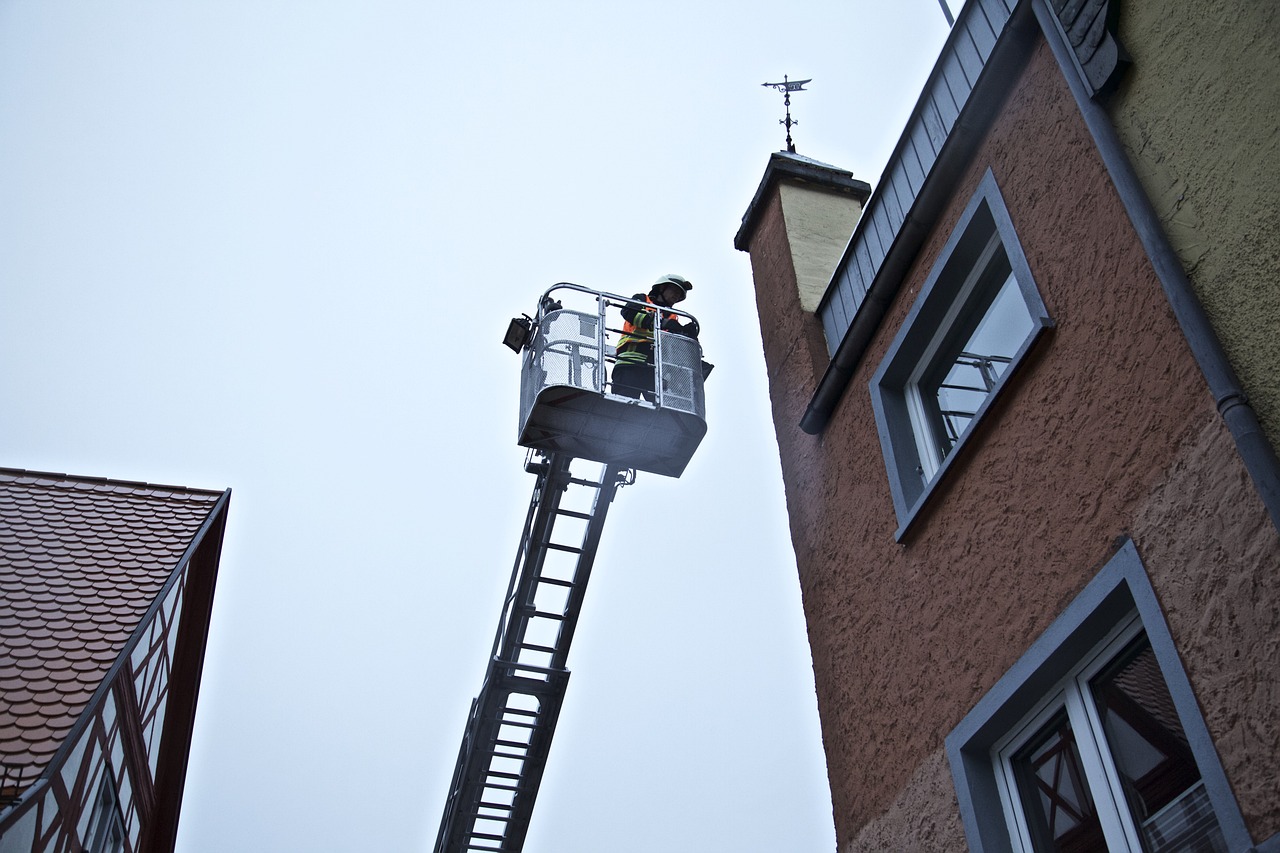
[434,283,709,853]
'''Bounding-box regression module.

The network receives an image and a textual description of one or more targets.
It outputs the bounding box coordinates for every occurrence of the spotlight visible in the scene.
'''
[503,316,533,353]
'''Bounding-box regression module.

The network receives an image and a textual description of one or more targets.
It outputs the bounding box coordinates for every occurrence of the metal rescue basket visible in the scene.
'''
[508,283,708,478]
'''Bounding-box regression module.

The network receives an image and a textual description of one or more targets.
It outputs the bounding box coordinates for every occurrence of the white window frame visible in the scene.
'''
[992,615,1149,851]
[870,170,1052,538]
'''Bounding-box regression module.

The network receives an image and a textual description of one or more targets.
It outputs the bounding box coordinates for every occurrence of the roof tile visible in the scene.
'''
[0,468,223,795]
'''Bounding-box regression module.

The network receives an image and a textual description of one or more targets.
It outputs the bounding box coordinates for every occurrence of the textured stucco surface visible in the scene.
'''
[1132,415,1280,837]
[741,34,1280,850]
[1109,0,1280,451]
[845,748,963,852]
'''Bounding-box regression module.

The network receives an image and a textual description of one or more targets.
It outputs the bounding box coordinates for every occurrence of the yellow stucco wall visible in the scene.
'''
[1108,1,1280,449]
[778,182,863,314]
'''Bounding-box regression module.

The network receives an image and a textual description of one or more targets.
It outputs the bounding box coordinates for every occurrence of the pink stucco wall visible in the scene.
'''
[741,35,1280,849]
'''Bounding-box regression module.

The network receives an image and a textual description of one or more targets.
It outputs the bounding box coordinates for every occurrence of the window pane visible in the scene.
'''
[87,776,126,853]
[1091,638,1227,852]
[1011,710,1108,853]
[920,258,1034,457]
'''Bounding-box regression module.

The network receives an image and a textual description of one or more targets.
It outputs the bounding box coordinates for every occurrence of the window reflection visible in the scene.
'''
[1091,638,1227,852]
[1011,710,1107,852]
[919,259,1034,459]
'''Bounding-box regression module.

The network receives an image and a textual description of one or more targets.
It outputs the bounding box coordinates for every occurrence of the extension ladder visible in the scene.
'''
[434,453,630,853]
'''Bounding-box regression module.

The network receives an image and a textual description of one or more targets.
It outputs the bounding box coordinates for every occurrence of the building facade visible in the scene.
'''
[1106,0,1280,456]
[0,470,230,853]
[735,1,1279,850]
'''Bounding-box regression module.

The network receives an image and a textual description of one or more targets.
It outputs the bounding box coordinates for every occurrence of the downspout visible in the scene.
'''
[1032,0,1280,531]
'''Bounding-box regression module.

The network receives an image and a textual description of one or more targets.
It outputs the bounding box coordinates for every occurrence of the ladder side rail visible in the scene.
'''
[491,455,571,667]
[433,695,481,853]
[460,670,558,851]
[495,456,575,668]
[469,463,627,851]
[487,464,552,663]
[545,463,627,671]
[436,664,569,851]
[505,459,623,674]
[437,453,609,853]
[436,452,635,852]
[487,670,571,853]
[437,459,567,853]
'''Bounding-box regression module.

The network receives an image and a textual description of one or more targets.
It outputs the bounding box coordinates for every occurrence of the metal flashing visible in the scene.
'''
[1046,0,1130,97]
[801,0,1036,434]
[735,152,871,252]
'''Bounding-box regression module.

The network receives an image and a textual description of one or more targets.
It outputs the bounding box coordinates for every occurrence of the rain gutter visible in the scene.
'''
[1031,0,1280,531]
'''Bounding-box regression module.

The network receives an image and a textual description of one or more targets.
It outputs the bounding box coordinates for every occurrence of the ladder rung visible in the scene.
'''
[566,475,602,488]
[487,748,526,761]
[544,542,583,554]
[495,716,536,729]
[525,609,565,621]
[470,809,511,822]
[555,508,592,520]
[500,708,538,720]
[479,713,538,733]
[494,737,532,750]
[535,576,574,588]
[471,809,509,824]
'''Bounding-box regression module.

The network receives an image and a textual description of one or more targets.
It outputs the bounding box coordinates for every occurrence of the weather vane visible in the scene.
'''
[761,75,811,153]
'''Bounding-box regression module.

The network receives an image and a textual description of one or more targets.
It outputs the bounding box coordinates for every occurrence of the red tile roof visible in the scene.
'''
[0,469,224,792]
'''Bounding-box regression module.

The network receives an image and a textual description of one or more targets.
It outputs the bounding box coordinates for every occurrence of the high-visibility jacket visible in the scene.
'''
[617,294,678,365]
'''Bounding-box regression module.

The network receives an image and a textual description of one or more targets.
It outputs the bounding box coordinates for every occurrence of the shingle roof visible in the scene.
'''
[0,469,224,792]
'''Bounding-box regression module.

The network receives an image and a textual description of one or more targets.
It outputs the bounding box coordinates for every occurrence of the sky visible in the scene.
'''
[0,2,952,851]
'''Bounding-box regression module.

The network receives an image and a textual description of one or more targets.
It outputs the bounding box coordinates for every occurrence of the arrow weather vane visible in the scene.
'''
[762,75,811,153]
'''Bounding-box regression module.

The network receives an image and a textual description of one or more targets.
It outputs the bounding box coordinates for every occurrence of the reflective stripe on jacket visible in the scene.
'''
[617,295,676,364]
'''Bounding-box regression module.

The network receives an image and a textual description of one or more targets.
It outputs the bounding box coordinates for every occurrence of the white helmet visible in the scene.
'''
[653,273,692,293]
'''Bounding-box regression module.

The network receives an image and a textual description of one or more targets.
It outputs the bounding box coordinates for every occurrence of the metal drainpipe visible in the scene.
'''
[1031,0,1280,531]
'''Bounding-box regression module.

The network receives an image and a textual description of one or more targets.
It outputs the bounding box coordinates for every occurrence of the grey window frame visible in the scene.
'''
[870,169,1051,538]
[945,539,1252,853]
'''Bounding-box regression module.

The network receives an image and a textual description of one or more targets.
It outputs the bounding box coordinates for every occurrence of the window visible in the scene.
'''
[85,773,125,853]
[871,171,1051,535]
[946,541,1250,853]
[995,620,1226,852]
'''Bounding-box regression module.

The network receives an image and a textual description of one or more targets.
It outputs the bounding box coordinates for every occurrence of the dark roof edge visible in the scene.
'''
[734,152,871,252]
[0,467,225,499]
[799,0,1039,434]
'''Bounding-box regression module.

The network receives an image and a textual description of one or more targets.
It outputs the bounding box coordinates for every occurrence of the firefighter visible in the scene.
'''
[612,274,698,401]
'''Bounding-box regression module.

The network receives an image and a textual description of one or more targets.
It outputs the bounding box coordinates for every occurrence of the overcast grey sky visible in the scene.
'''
[1,2,950,850]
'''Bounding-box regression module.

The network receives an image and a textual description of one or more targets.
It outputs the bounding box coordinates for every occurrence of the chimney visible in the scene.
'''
[736,152,869,406]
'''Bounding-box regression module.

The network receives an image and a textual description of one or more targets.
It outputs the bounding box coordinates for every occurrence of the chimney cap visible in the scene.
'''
[735,151,871,252]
